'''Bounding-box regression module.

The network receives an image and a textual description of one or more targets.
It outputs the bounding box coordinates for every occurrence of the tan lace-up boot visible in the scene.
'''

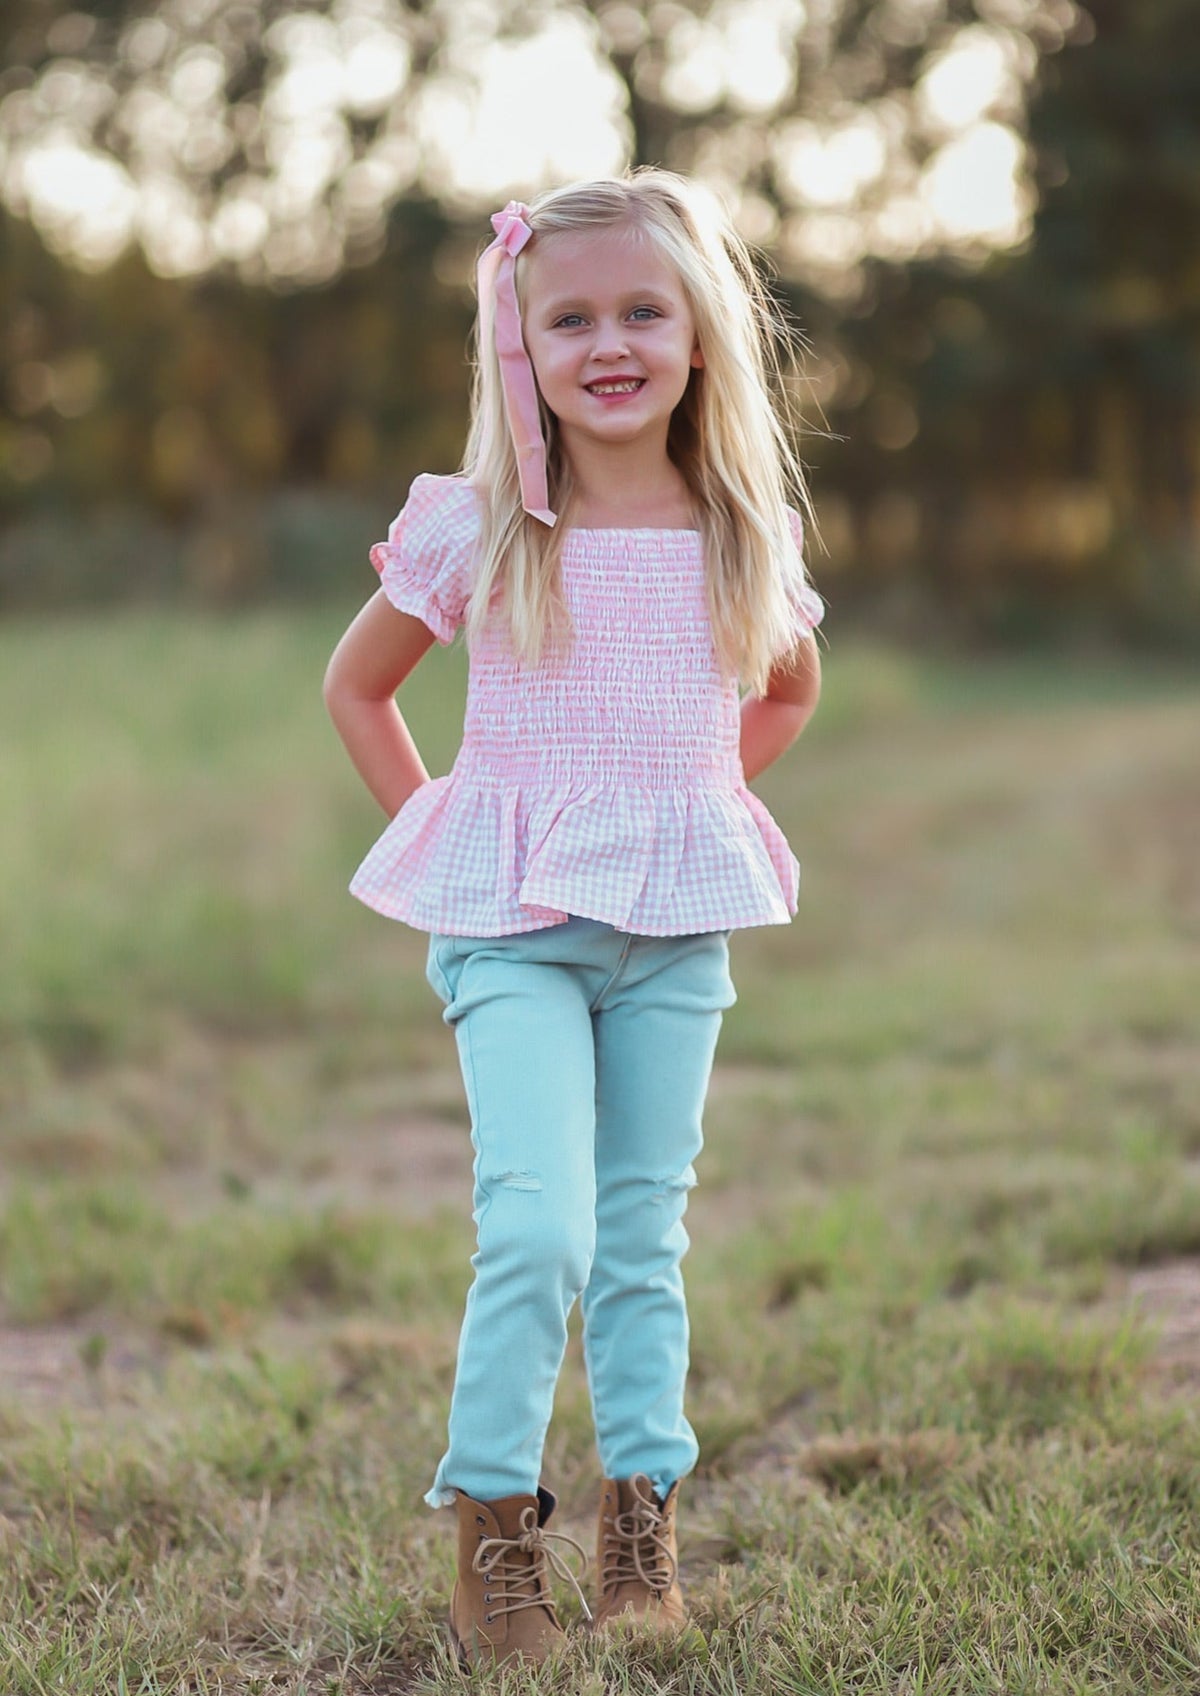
[449,1484,590,1668]
[593,1473,686,1633]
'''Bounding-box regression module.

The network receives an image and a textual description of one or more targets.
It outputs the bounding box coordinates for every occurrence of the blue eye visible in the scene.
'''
[554,314,586,329]
[630,307,660,321]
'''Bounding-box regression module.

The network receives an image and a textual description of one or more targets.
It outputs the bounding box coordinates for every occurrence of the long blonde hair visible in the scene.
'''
[462,169,817,693]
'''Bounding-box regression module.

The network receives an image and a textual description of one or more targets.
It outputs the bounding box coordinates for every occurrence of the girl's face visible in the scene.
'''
[519,226,703,459]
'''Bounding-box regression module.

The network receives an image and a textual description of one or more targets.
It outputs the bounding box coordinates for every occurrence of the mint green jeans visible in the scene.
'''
[423,916,736,1509]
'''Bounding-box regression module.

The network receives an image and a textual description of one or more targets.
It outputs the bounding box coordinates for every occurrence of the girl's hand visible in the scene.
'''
[739,632,821,782]
[323,590,438,816]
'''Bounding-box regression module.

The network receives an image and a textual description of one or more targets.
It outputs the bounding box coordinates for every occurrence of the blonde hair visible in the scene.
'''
[462,168,817,693]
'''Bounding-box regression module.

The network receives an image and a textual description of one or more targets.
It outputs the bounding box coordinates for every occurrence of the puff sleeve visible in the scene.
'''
[368,473,482,645]
[785,505,825,640]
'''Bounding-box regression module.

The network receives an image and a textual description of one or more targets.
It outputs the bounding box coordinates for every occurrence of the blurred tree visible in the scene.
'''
[0,0,1080,287]
[806,0,1200,641]
[0,194,466,601]
[2,0,1197,642]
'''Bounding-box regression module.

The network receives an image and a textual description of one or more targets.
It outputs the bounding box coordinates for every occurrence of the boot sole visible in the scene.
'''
[446,1617,567,1670]
[446,1617,470,1673]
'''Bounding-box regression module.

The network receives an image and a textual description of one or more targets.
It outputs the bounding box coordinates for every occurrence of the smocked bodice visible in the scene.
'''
[458,530,738,789]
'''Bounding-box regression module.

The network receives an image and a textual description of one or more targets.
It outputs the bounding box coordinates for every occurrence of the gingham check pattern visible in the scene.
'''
[350,474,824,937]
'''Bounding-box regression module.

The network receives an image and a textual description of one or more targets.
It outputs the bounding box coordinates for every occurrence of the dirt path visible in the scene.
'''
[4,1086,1200,1414]
[1124,1258,1200,1389]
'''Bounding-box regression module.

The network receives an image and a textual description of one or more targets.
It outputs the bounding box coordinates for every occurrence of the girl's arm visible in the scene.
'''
[739,632,822,782]
[323,589,439,816]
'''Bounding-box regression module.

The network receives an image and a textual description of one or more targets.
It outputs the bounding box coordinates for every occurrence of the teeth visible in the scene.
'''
[588,380,643,394]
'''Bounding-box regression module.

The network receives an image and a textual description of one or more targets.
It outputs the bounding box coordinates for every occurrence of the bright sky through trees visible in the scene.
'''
[0,0,1081,289]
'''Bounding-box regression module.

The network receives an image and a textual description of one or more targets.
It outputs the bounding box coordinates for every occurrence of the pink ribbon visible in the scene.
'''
[476,201,556,528]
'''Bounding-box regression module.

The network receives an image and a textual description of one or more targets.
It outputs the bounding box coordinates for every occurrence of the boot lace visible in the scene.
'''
[601,1479,678,1597]
[473,1505,593,1624]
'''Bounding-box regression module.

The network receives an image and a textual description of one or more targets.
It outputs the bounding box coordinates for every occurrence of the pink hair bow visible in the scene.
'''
[476,200,556,528]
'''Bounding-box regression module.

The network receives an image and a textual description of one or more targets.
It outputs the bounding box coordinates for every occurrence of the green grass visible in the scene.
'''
[1,609,1199,1692]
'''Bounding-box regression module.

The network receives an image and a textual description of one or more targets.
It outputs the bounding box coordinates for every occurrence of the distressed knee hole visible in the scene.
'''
[651,1166,698,1203]
[488,1169,543,1193]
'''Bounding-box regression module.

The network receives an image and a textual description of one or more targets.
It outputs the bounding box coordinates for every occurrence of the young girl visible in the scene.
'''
[323,170,823,1669]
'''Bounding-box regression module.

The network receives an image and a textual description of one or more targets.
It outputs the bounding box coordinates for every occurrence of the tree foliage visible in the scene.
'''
[1,0,1078,285]
[1,0,1197,642]
[809,0,1200,640]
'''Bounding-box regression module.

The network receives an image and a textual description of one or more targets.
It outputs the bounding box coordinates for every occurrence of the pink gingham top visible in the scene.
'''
[349,473,824,936]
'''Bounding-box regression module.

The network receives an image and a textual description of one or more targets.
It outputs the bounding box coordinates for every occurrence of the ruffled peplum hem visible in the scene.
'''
[348,772,799,937]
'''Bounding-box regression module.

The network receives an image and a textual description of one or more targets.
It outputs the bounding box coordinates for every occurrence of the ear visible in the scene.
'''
[690,340,705,369]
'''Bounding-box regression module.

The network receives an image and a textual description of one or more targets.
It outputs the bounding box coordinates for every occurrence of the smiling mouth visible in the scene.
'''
[584,378,646,396]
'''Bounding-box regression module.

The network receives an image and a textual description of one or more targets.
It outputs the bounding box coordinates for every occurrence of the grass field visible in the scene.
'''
[1,608,1198,1694]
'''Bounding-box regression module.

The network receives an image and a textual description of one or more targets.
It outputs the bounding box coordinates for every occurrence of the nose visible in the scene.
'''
[590,317,630,361]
